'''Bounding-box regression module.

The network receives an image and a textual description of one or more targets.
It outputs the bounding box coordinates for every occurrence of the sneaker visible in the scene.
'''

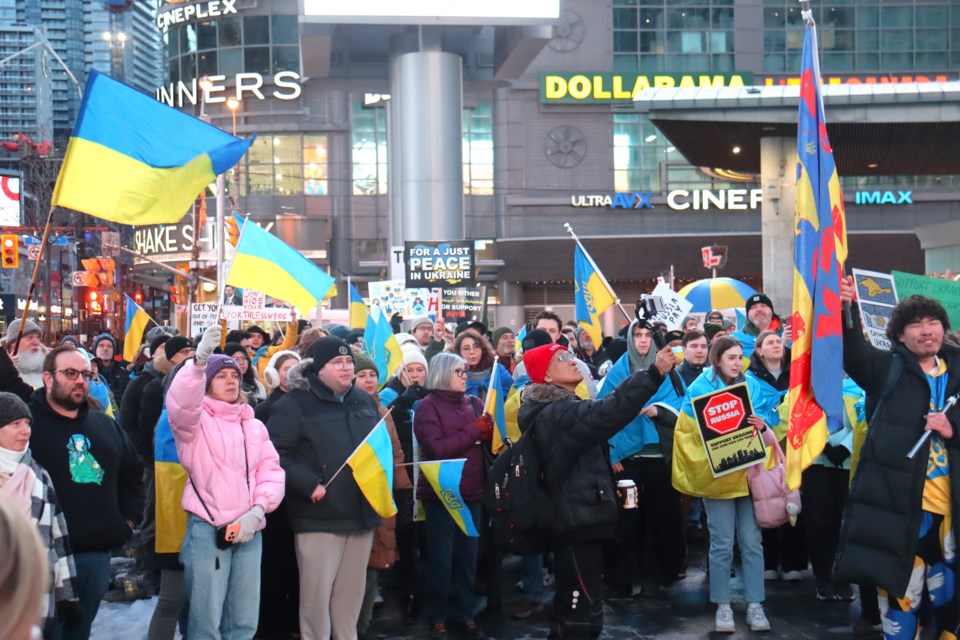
[816,581,837,601]
[782,570,804,582]
[763,569,779,581]
[834,582,855,601]
[449,619,486,639]
[430,621,448,639]
[510,598,544,620]
[715,604,735,633]
[746,603,771,631]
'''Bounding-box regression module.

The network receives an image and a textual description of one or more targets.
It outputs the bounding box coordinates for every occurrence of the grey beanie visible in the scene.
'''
[145,325,178,345]
[5,319,41,344]
[93,333,116,352]
[0,391,31,428]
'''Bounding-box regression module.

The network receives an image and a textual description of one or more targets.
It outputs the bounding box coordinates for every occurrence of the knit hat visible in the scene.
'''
[308,337,352,372]
[5,318,40,344]
[60,335,81,348]
[204,354,242,388]
[353,352,378,376]
[149,334,171,357]
[394,332,419,350]
[523,343,565,384]
[164,336,194,360]
[521,328,552,353]
[246,325,269,341]
[704,324,725,341]
[93,333,116,352]
[664,330,685,344]
[705,310,724,324]
[222,342,247,359]
[403,315,432,334]
[0,391,31,428]
[492,326,514,347]
[344,330,364,346]
[401,349,428,371]
[326,324,350,340]
[145,325,178,344]
[456,320,487,337]
[745,293,774,316]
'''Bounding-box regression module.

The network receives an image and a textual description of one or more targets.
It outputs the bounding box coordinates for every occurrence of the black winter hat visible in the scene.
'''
[521,328,552,353]
[246,325,269,340]
[745,293,774,316]
[0,391,31,428]
[164,336,194,361]
[149,334,171,357]
[308,337,353,372]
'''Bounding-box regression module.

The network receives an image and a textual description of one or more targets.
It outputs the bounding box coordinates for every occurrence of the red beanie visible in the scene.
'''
[523,343,564,384]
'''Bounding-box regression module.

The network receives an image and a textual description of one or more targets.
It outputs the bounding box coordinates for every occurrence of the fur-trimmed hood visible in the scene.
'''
[520,383,578,405]
[285,358,314,391]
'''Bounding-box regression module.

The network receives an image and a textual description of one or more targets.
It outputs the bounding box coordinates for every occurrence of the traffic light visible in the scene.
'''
[133,291,144,305]
[1,234,18,268]
[225,214,240,247]
[87,290,102,314]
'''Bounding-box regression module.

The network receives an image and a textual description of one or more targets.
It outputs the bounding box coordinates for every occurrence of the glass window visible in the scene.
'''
[711,8,733,28]
[274,165,302,195]
[219,48,242,76]
[180,24,197,54]
[763,7,784,28]
[219,17,241,46]
[881,51,912,71]
[180,55,196,81]
[463,103,493,195]
[244,47,270,74]
[858,30,878,51]
[857,7,879,28]
[916,29,948,52]
[303,135,328,196]
[639,8,663,28]
[881,29,913,52]
[271,15,298,44]
[881,6,913,28]
[197,51,217,77]
[165,30,178,58]
[614,31,638,53]
[613,54,639,71]
[352,103,388,195]
[822,53,854,72]
[639,31,664,53]
[244,16,270,45]
[273,46,299,73]
[915,51,946,70]
[763,53,785,73]
[196,21,216,50]
[857,53,879,71]
[613,7,637,29]
[247,136,272,164]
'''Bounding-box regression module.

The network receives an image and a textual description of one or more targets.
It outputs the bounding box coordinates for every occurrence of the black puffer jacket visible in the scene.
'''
[834,306,960,598]
[517,366,665,545]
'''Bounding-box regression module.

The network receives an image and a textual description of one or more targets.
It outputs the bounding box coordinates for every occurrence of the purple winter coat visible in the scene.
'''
[413,390,486,503]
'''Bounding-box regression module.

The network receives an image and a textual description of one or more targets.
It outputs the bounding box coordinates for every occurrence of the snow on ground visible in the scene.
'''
[90,598,182,640]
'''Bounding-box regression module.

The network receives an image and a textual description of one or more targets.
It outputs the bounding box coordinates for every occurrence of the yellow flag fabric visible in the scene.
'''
[573,245,616,347]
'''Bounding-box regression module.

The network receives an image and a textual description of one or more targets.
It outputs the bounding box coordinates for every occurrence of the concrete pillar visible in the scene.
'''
[496,281,525,331]
[759,137,797,316]
[396,51,464,242]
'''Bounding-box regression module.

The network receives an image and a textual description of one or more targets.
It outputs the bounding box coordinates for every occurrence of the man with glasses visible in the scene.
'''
[267,337,383,640]
[0,344,143,639]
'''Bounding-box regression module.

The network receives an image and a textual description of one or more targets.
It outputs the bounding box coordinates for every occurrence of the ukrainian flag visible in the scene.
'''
[51,70,252,225]
[515,325,527,353]
[574,244,616,348]
[154,407,188,554]
[485,365,510,453]
[419,459,479,537]
[362,309,404,385]
[349,283,368,330]
[123,294,151,362]
[347,419,397,518]
[226,219,337,313]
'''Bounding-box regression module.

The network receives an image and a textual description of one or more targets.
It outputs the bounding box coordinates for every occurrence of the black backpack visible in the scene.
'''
[483,430,553,555]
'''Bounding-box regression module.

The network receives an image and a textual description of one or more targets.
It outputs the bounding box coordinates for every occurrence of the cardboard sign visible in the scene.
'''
[404,241,475,288]
[691,383,766,477]
[440,286,486,323]
[892,271,960,331]
[220,306,292,323]
[650,282,694,330]
[189,303,220,337]
[368,279,439,318]
[852,268,899,350]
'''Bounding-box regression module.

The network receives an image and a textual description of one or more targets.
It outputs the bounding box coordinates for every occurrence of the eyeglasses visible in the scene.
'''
[459,344,481,353]
[326,358,355,370]
[232,355,249,364]
[55,369,93,381]
[556,352,572,363]
[452,368,467,377]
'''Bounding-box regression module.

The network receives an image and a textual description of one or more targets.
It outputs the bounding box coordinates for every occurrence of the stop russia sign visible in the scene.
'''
[703,391,745,435]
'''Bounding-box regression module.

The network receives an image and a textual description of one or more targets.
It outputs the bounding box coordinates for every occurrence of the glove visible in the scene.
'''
[233,505,265,544]
[474,413,494,442]
[56,600,83,630]
[823,443,850,467]
[399,383,429,406]
[195,325,222,366]
[390,313,404,334]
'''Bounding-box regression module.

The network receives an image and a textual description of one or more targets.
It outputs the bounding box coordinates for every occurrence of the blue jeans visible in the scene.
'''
[181,515,262,639]
[422,500,481,623]
[62,551,111,640]
[703,496,764,605]
[521,553,546,601]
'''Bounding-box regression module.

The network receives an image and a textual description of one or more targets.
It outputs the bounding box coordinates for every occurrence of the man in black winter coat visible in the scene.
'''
[836,276,960,638]
[517,341,676,640]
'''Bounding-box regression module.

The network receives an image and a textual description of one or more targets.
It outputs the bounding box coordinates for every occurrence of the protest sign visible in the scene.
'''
[691,383,766,477]
[440,287,486,323]
[650,283,693,330]
[220,289,293,323]
[405,241,475,289]
[189,303,219,338]
[852,268,899,350]
[368,279,439,318]
[892,271,960,331]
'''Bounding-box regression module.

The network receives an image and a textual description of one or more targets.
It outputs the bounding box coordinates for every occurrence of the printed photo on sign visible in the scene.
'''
[368,279,439,318]
[691,383,766,478]
[852,268,899,351]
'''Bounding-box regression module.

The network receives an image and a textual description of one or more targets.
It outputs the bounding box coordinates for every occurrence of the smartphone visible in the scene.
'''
[225,522,241,543]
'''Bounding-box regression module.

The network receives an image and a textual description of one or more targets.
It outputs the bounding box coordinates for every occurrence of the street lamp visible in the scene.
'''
[226,98,242,208]
[226,96,240,135]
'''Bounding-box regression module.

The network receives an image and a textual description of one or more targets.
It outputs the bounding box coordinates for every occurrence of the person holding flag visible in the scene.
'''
[266,337,385,640]
[414,352,493,639]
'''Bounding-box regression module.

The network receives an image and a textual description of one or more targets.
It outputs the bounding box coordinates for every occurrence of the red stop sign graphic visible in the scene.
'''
[703,392,745,435]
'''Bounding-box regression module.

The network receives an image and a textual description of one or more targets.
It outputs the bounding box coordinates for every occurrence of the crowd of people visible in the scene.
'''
[0,283,957,640]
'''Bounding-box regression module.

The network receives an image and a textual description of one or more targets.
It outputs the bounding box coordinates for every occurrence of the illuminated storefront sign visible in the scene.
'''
[156,0,238,29]
[572,189,762,211]
[154,72,302,107]
[761,73,954,86]
[571,193,653,209]
[541,72,753,104]
[855,190,913,205]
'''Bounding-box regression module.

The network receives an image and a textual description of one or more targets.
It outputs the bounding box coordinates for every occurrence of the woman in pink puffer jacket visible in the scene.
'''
[166,325,285,639]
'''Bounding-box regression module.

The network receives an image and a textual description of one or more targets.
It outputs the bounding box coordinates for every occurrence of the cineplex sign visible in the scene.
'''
[573,188,915,211]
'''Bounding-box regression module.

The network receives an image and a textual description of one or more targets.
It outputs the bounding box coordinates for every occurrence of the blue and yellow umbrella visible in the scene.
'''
[678,277,758,313]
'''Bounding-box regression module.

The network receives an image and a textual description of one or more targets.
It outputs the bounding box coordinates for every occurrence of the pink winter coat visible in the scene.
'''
[166,362,285,528]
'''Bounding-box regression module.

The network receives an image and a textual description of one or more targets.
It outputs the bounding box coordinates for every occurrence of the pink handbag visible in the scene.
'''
[746,431,802,529]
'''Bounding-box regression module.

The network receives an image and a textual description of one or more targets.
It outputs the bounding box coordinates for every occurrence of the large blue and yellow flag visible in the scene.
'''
[347,418,397,518]
[349,283,368,330]
[786,17,848,490]
[227,219,337,313]
[52,70,252,225]
[154,407,188,553]
[362,308,404,385]
[123,294,151,362]
[574,244,616,347]
[485,365,510,453]
[419,458,479,537]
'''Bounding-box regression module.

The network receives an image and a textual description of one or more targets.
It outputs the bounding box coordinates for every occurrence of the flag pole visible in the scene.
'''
[562,222,632,323]
[324,408,394,488]
[215,175,225,301]
[13,204,55,355]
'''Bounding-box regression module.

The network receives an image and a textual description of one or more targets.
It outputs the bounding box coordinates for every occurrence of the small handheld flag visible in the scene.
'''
[362,308,404,385]
[345,418,398,518]
[349,283,369,330]
[485,366,509,453]
[419,459,479,537]
[123,294,152,362]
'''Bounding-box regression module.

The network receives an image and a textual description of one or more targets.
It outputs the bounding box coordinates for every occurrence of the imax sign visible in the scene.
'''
[854,190,913,205]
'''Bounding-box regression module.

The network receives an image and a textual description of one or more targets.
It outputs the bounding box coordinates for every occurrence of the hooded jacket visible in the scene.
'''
[266,359,382,533]
[516,365,665,545]
[729,315,784,360]
[165,362,285,528]
[118,360,162,463]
